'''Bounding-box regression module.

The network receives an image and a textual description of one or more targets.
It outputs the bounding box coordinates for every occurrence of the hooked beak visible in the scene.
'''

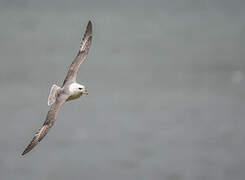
[83,89,88,95]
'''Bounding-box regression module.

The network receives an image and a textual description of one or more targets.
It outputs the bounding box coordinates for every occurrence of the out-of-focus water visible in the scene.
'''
[1,0,245,180]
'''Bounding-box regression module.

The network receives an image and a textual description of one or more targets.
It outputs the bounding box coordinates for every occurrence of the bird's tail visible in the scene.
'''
[48,84,60,106]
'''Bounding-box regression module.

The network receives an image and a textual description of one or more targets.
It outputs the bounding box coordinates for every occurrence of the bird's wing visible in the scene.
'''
[63,21,92,86]
[22,94,68,155]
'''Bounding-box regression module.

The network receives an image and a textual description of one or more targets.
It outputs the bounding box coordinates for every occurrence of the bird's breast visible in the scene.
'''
[66,93,81,101]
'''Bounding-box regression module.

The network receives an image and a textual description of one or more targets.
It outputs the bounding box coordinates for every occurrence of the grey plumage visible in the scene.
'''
[22,21,92,156]
[63,21,92,86]
[22,95,67,155]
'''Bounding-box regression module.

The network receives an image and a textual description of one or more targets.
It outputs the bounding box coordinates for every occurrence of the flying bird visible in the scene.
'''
[22,21,92,155]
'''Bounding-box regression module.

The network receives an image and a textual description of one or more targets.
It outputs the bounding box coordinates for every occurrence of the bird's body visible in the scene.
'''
[22,21,92,155]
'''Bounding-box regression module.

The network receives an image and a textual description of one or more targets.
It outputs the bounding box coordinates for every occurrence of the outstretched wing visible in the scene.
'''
[63,21,92,86]
[22,94,68,155]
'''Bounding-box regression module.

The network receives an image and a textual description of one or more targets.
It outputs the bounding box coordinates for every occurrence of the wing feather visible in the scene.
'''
[63,21,92,86]
[22,94,68,155]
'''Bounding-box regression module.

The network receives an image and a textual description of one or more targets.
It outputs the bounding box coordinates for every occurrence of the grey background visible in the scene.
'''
[0,0,245,180]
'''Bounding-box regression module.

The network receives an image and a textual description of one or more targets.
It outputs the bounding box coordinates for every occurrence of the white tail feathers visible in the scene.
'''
[48,84,60,106]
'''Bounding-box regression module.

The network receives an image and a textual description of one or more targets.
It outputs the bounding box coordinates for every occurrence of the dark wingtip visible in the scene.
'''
[21,146,30,156]
[21,140,38,156]
[87,20,92,33]
[21,150,27,156]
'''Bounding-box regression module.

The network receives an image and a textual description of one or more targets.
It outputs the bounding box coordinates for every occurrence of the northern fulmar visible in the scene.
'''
[22,21,92,155]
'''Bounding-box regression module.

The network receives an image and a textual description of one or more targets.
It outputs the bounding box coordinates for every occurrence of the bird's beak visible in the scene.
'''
[83,90,88,95]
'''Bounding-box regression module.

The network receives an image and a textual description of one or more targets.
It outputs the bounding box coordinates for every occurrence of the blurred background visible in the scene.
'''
[0,0,245,179]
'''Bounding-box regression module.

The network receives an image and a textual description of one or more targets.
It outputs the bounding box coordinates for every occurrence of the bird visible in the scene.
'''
[22,21,92,156]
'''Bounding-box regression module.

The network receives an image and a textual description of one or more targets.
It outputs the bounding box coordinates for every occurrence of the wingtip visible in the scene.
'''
[21,149,27,156]
[79,20,93,52]
[21,144,35,156]
[21,145,32,156]
[87,20,92,32]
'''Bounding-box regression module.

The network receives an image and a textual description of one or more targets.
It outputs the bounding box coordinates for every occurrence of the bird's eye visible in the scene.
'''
[79,87,82,90]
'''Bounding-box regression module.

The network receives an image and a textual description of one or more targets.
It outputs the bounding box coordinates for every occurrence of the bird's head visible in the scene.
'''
[77,84,88,95]
[70,83,88,95]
